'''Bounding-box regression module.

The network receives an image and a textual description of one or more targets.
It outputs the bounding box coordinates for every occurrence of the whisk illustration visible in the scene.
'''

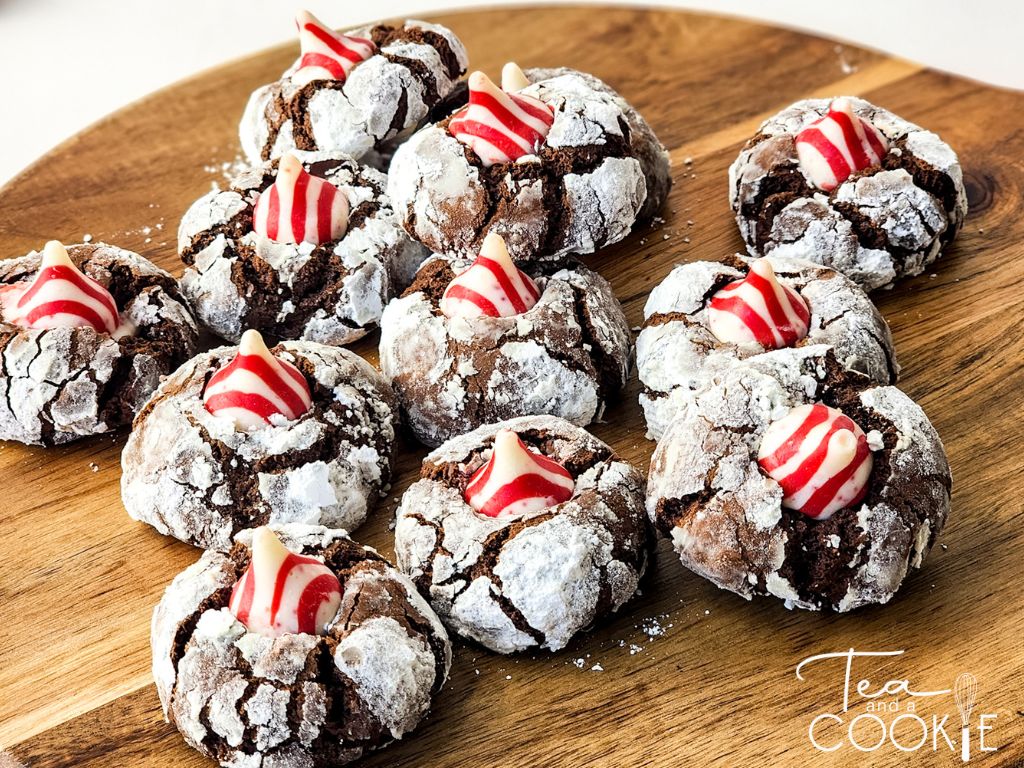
[954,672,978,762]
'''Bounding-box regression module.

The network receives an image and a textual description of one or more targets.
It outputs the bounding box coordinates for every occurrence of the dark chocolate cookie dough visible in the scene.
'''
[152,524,452,767]
[0,242,198,446]
[647,351,951,612]
[178,150,425,346]
[637,254,898,440]
[379,256,632,447]
[388,67,672,263]
[394,415,650,653]
[729,97,967,291]
[240,20,468,163]
[122,341,398,550]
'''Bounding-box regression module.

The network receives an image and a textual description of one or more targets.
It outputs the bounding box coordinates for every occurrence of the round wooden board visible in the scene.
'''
[1,5,1021,767]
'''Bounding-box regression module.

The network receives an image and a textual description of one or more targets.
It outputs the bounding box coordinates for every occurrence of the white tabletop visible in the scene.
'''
[0,0,1020,187]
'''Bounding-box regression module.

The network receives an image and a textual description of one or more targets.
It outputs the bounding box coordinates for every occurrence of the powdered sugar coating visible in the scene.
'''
[178,150,427,346]
[637,254,898,440]
[379,258,632,447]
[729,97,967,291]
[394,415,649,653]
[0,242,198,445]
[152,524,451,767]
[240,21,467,164]
[387,67,671,264]
[647,356,950,612]
[122,341,398,550]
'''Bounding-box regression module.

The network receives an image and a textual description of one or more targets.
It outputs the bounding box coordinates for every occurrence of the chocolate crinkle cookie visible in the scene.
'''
[0,241,198,446]
[178,150,426,346]
[729,96,967,291]
[379,250,632,448]
[637,254,897,440]
[240,16,468,164]
[647,350,951,612]
[122,340,398,550]
[394,415,650,653]
[152,524,451,767]
[387,65,672,264]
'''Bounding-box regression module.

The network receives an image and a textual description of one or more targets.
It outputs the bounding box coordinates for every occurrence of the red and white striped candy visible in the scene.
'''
[1,241,119,334]
[291,10,376,86]
[440,233,540,319]
[794,98,889,192]
[465,430,575,518]
[229,526,342,637]
[252,153,349,246]
[448,66,555,167]
[757,404,874,520]
[203,330,312,431]
[707,259,810,349]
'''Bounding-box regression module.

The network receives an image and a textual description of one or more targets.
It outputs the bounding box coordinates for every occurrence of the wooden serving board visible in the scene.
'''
[1,6,1022,767]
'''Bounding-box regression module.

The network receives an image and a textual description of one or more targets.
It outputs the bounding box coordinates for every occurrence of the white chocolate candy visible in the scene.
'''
[501,61,532,92]
[228,526,342,637]
[794,98,889,192]
[252,153,350,246]
[707,259,810,348]
[1,241,119,334]
[440,233,540,319]
[291,10,376,86]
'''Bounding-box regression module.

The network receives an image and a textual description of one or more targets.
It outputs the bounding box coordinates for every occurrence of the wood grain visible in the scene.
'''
[1,6,1022,767]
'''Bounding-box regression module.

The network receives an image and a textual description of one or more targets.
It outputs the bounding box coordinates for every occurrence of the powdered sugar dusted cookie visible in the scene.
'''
[152,524,451,767]
[647,352,950,612]
[729,97,967,291]
[395,415,649,653]
[388,65,672,264]
[0,241,198,445]
[178,150,426,345]
[637,254,898,440]
[240,13,468,164]
[122,339,398,550]
[379,238,632,447]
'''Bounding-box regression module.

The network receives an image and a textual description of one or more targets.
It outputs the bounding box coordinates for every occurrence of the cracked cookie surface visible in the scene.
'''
[637,254,898,440]
[379,256,632,447]
[647,352,951,612]
[387,67,672,264]
[122,341,398,550]
[240,20,468,164]
[178,150,427,346]
[394,415,650,653]
[152,524,451,768]
[729,97,967,291]
[0,242,198,446]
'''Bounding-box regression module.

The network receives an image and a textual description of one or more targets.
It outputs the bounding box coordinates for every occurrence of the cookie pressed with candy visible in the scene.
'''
[179,150,426,346]
[729,97,967,291]
[152,524,451,767]
[0,241,198,445]
[637,254,898,440]
[394,415,650,653]
[388,63,672,264]
[122,331,398,549]
[240,11,468,164]
[647,350,951,612]
[379,233,632,447]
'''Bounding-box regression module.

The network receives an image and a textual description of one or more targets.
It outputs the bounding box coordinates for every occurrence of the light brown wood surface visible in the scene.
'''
[1,6,1021,767]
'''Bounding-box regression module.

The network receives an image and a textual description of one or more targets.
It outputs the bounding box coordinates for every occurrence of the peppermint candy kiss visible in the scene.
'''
[794,98,889,192]
[465,430,575,518]
[449,64,555,167]
[229,527,342,638]
[291,10,376,86]
[252,153,349,246]
[1,241,119,334]
[203,330,312,431]
[707,259,810,349]
[440,233,540,319]
[757,404,874,520]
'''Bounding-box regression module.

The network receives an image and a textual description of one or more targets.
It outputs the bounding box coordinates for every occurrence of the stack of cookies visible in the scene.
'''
[0,10,967,768]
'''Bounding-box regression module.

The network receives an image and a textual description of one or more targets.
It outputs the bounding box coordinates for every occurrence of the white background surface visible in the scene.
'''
[0,0,1021,186]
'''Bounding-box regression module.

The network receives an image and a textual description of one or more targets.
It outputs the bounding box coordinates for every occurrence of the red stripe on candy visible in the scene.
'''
[290,169,309,244]
[298,51,347,80]
[304,22,371,65]
[476,474,572,517]
[443,284,502,316]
